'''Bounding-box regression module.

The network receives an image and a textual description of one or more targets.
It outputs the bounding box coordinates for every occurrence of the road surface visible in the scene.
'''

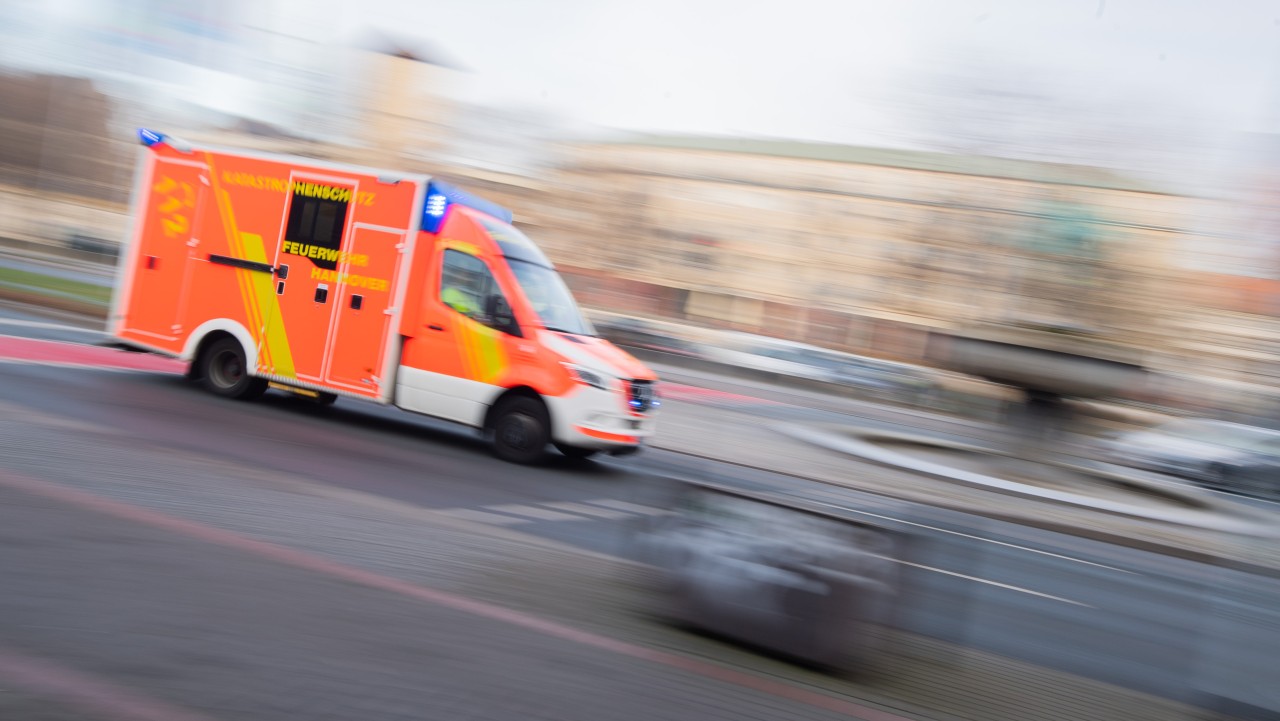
[0,302,1272,720]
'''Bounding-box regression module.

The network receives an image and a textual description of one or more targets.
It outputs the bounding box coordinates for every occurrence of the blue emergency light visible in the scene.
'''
[420,180,513,234]
[138,128,165,146]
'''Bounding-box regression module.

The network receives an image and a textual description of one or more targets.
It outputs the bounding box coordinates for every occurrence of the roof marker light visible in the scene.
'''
[420,179,513,234]
[427,194,447,217]
[138,128,164,146]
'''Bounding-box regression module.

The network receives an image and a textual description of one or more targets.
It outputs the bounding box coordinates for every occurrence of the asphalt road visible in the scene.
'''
[0,302,1275,719]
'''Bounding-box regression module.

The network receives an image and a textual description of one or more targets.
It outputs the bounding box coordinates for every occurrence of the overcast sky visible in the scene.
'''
[319,0,1280,147]
[6,0,1280,178]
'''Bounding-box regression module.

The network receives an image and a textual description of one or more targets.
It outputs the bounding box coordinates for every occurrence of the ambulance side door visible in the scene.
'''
[265,178,354,384]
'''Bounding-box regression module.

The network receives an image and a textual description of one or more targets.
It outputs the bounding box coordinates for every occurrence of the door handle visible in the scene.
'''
[428,324,444,331]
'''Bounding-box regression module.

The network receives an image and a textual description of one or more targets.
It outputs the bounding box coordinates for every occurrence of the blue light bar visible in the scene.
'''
[420,179,513,234]
[137,128,165,146]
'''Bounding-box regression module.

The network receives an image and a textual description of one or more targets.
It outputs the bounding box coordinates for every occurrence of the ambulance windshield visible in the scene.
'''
[476,216,594,336]
[508,260,595,336]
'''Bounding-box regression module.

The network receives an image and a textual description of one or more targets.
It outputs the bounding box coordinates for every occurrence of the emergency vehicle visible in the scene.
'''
[108,129,659,463]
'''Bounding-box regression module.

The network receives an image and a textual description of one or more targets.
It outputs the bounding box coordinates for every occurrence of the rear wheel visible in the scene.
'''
[490,396,551,464]
[200,337,267,400]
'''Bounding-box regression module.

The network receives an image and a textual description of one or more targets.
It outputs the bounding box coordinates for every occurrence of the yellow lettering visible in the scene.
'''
[285,181,353,203]
[161,214,188,238]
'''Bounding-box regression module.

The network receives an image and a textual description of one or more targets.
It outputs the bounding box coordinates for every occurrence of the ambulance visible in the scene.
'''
[108,129,659,464]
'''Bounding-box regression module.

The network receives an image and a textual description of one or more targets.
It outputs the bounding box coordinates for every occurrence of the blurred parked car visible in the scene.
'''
[1100,418,1280,499]
[594,317,703,358]
[702,333,936,400]
[702,335,842,382]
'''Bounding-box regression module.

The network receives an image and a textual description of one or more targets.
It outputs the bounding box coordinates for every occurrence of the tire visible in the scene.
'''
[555,443,598,460]
[313,392,338,406]
[490,396,551,464]
[200,337,268,400]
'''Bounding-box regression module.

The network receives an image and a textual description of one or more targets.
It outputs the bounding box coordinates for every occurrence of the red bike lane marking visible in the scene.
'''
[0,335,184,374]
[0,469,913,721]
[657,383,781,406]
[0,335,779,406]
[0,646,218,721]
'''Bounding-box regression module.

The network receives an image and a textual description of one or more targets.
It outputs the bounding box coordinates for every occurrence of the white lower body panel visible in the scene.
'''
[394,366,500,428]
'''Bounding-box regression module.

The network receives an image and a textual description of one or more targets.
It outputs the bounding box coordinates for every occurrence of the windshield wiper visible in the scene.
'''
[544,326,594,337]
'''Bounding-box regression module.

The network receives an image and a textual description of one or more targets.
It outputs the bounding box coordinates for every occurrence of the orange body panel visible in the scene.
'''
[113,142,421,399]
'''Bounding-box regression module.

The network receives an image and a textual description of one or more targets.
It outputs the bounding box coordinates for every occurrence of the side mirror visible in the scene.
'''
[485,295,521,336]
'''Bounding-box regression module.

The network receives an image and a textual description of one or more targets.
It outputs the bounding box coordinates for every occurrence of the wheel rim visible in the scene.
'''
[498,413,537,452]
[209,349,243,389]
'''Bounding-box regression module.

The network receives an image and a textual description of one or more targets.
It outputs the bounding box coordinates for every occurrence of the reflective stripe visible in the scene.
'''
[573,426,638,444]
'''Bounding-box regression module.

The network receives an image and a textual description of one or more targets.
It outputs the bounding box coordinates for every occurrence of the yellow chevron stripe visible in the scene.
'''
[472,326,504,382]
[204,154,273,370]
[239,231,296,378]
[456,319,480,379]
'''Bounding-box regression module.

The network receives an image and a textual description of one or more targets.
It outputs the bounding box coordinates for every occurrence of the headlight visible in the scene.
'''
[562,362,612,391]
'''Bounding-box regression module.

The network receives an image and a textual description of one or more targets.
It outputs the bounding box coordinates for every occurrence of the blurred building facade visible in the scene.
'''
[536,137,1194,365]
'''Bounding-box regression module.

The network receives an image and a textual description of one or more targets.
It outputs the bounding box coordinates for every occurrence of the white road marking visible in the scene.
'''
[436,508,531,525]
[541,501,636,519]
[586,499,674,515]
[888,558,1094,607]
[485,504,589,522]
[800,498,1137,574]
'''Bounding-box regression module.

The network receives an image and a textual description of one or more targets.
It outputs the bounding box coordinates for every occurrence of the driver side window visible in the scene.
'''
[440,250,517,334]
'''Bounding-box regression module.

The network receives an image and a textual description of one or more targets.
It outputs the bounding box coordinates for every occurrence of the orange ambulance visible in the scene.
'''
[108,129,659,463]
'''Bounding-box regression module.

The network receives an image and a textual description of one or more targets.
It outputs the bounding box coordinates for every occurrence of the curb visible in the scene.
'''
[772,422,1280,575]
[780,423,1268,533]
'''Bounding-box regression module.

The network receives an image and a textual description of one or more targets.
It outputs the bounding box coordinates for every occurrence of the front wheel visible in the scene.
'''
[200,337,268,400]
[490,396,551,464]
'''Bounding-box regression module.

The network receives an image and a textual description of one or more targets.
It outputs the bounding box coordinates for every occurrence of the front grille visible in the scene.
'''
[626,380,656,413]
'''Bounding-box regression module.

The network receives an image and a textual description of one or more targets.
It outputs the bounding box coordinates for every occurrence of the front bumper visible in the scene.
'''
[547,385,658,450]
